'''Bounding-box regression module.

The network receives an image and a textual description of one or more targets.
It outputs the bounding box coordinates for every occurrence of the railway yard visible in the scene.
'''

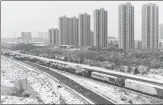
[1,57,92,104]
[1,52,163,104]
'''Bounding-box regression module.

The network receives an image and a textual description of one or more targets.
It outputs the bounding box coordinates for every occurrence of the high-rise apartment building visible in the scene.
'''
[59,16,68,45]
[72,17,79,46]
[38,32,49,42]
[21,32,32,43]
[48,29,53,44]
[118,2,134,50]
[135,40,142,49]
[59,16,79,46]
[79,13,91,47]
[142,3,159,51]
[90,30,94,46]
[48,28,59,46]
[94,8,107,47]
[159,24,163,40]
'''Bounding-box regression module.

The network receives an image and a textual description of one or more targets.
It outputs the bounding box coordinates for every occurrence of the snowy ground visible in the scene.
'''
[48,67,163,104]
[138,68,163,81]
[145,74,163,81]
[1,57,89,104]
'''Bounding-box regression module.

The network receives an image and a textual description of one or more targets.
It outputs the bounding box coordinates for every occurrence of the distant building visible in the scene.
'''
[107,36,118,45]
[94,8,107,48]
[159,24,163,40]
[159,40,163,50]
[79,13,91,47]
[48,28,59,46]
[118,2,134,50]
[48,29,53,44]
[72,17,79,46]
[135,40,142,49]
[21,32,32,43]
[59,16,79,46]
[90,31,94,46]
[29,42,48,47]
[38,32,44,40]
[142,3,159,51]
[38,32,48,42]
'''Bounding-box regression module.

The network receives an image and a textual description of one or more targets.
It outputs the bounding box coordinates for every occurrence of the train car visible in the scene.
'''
[83,70,92,77]
[125,79,163,98]
[155,86,163,98]
[51,62,59,69]
[29,57,38,63]
[91,72,118,84]
[57,63,68,71]
[3,51,12,56]
[14,55,25,60]
[73,65,85,75]
[67,65,77,73]
[66,65,84,75]
[37,59,50,66]
[115,77,126,86]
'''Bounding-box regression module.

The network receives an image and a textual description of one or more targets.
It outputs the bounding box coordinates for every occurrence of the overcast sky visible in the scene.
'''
[1,1,163,40]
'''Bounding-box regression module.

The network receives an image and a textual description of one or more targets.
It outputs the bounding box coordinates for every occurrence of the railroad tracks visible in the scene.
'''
[53,67,163,104]
[4,56,163,104]
[4,57,94,104]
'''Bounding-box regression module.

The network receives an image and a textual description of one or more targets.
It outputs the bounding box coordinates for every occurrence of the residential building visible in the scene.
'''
[48,28,59,46]
[142,3,159,51]
[94,8,107,47]
[59,16,79,46]
[21,32,32,43]
[79,13,91,47]
[118,2,134,50]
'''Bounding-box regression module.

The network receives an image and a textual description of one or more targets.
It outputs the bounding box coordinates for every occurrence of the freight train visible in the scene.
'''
[3,52,163,99]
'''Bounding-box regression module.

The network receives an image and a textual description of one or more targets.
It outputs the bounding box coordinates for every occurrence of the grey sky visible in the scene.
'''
[1,1,163,40]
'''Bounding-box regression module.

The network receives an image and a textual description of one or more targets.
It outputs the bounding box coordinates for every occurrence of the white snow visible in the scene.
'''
[48,67,163,104]
[147,74,163,81]
[1,56,89,104]
[1,95,41,104]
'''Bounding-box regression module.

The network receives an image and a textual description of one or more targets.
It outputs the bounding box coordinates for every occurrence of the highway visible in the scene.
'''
[20,60,116,104]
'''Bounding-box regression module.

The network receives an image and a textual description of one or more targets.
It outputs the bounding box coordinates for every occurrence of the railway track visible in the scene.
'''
[3,56,113,104]
[3,57,94,104]
[1,58,94,104]
[51,66,163,104]
[19,60,163,104]
[3,56,163,104]
[15,52,163,87]
[11,59,115,104]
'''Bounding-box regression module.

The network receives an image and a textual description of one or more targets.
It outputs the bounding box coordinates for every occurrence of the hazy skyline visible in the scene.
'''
[1,1,163,40]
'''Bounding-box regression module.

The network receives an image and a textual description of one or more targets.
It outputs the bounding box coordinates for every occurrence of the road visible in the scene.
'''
[20,60,115,104]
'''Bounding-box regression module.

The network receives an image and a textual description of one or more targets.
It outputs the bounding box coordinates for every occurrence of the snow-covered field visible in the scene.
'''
[49,67,163,104]
[1,57,88,104]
